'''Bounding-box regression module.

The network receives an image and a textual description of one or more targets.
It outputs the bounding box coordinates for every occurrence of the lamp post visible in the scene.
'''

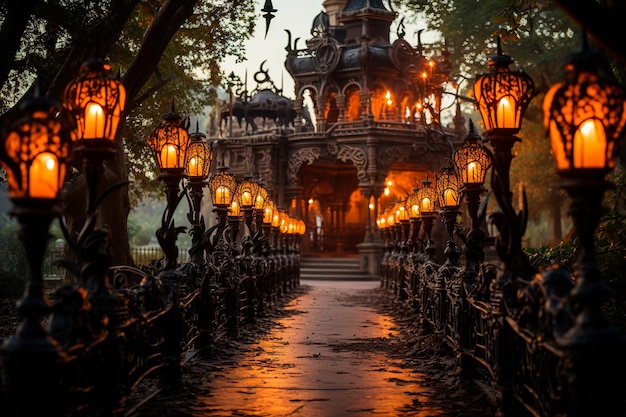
[0,89,72,416]
[208,161,237,249]
[474,37,534,199]
[235,172,261,237]
[416,175,438,261]
[473,37,535,278]
[436,162,461,265]
[184,122,213,265]
[63,57,126,299]
[453,120,492,272]
[253,182,269,236]
[405,187,422,253]
[147,103,190,271]
[543,37,626,417]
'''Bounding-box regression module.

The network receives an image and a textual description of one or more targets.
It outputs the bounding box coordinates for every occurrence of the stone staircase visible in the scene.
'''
[299,256,375,281]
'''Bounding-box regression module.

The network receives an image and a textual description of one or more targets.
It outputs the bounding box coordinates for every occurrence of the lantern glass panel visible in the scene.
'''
[544,69,626,173]
[208,166,237,207]
[184,137,212,179]
[64,59,126,141]
[147,112,189,171]
[1,101,69,200]
[436,169,460,208]
[405,191,421,218]
[453,141,492,185]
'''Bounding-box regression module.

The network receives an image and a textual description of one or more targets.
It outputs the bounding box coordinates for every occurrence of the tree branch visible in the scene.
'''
[552,0,626,65]
[122,0,199,104]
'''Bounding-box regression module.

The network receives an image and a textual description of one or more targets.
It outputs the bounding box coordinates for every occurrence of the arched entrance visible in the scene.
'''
[298,161,364,256]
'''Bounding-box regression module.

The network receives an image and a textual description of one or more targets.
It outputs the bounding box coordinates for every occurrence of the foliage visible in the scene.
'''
[113,1,257,204]
[0,213,28,298]
[525,167,626,330]
[393,0,582,241]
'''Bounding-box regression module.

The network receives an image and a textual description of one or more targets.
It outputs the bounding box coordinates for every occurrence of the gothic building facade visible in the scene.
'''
[212,0,466,274]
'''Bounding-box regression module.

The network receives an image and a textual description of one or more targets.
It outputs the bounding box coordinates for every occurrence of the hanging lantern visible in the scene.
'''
[543,40,626,175]
[208,161,237,208]
[416,175,437,214]
[64,58,126,144]
[184,124,213,180]
[0,91,71,201]
[436,163,461,209]
[473,37,535,133]
[147,104,189,175]
[453,121,492,187]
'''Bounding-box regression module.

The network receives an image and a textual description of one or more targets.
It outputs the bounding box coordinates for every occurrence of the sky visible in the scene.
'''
[222,1,435,100]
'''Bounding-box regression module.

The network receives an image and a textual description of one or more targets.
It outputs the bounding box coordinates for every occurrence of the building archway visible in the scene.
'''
[298,161,362,256]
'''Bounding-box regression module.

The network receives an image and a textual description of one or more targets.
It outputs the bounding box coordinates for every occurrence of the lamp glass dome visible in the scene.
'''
[64,58,126,142]
[1,93,70,200]
[416,177,437,214]
[543,60,626,174]
[473,38,535,133]
[147,107,189,172]
[184,132,212,179]
[436,165,461,208]
[208,163,237,207]
[453,125,492,186]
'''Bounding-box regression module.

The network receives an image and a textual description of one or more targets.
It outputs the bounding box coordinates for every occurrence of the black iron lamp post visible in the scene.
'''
[0,90,72,416]
[147,104,190,271]
[227,194,243,256]
[453,122,492,271]
[395,199,411,248]
[235,173,261,237]
[473,37,535,278]
[543,37,626,417]
[474,37,534,204]
[208,161,237,249]
[405,187,422,253]
[253,182,269,235]
[183,122,213,265]
[436,162,461,265]
[62,57,127,330]
[416,175,438,261]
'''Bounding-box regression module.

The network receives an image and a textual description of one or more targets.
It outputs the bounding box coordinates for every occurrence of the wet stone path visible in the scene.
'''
[131,281,495,417]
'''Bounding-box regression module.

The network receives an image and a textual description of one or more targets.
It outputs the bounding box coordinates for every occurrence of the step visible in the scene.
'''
[299,257,374,281]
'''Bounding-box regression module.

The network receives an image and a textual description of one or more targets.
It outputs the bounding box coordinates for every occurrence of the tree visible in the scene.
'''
[0,0,257,264]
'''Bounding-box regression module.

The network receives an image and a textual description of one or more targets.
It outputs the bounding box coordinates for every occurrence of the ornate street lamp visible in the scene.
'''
[395,200,410,246]
[543,39,626,415]
[183,122,213,265]
[474,36,534,134]
[253,182,269,234]
[416,175,438,260]
[453,121,492,270]
[63,56,127,319]
[405,186,422,252]
[147,104,190,270]
[474,36,535,207]
[0,90,72,413]
[235,172,261,235]
[208,161,237,249]
[64,58,126,149]
[64,56,126,206]
[453,121,491,231]
[436,162,461,264]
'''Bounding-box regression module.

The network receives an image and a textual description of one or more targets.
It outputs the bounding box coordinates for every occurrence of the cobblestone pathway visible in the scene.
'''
[131,281,495,417]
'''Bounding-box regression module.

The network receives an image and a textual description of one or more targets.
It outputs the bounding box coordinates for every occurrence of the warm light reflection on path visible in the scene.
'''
[186,280,449,416]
